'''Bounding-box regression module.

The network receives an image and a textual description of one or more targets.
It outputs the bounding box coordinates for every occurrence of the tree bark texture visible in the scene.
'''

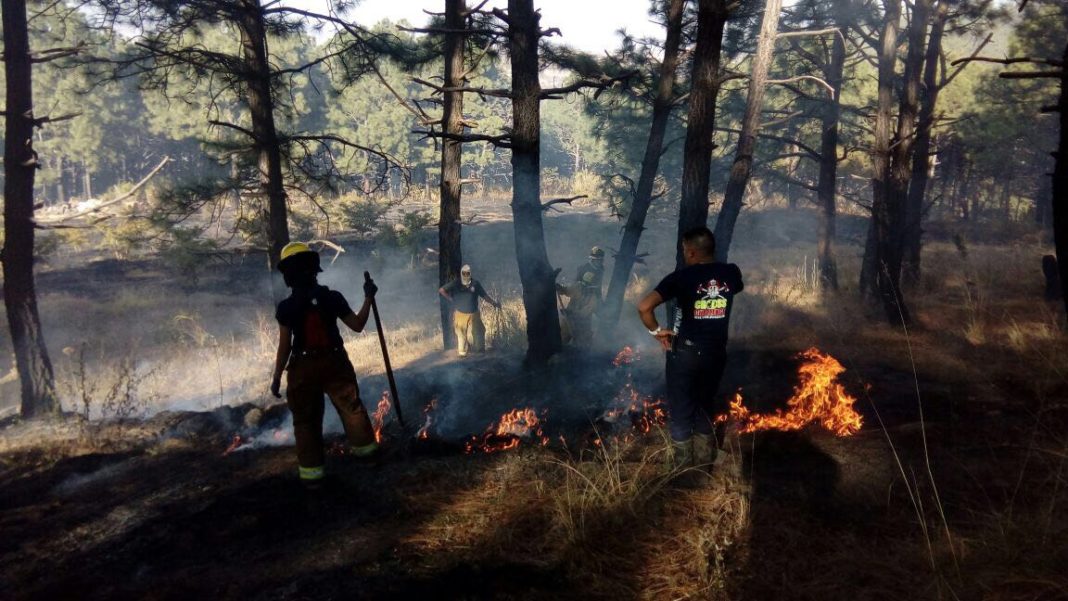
[816,8,847,291]
[508,0,561,366]
[439,0,466,350]
[902,0,943,288]
[860,0,911,325]
[2,0,61,418]
[600,0,686,330]
[238,0,289,270]
[1054,42,1068,323]
[677,0,730,270]
[713,0,783,263]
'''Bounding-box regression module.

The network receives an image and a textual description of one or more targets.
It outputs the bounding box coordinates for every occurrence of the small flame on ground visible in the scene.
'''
[372,391,391,443]
[417,398,438,441]
[464,408,550,454]
[222,434,244,456]
[613,346,639,367]
[727,347,863,437]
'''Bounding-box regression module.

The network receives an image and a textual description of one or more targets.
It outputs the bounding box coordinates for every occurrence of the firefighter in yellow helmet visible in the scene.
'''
[556,246,606,347]
[270,242,379,485]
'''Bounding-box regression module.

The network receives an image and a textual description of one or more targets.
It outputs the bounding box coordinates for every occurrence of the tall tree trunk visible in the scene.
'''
[439,0,466,350]
[508,0,561,366]
[2,0,60,418]
[713,0,782,262]
[861,0,911,325]
[816,10,847,291]
[1053,42,1068,322]
[82,164,91,199]
[677,0,730,269]
[600,0,685,330]
[902,0,943,287]
[55,154,66,205]
[238,0,289,269]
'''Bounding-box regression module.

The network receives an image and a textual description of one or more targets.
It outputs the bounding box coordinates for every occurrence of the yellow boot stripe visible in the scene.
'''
[351,442,379,457]
[299,465,325,480]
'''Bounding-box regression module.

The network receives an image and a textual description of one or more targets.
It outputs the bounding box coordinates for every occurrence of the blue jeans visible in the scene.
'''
[665,346,727,442]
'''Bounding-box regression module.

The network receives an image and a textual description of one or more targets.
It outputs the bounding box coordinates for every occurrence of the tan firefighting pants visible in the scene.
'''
[285,351,376,479]
[453,310,485,356]
[565,311,594,347]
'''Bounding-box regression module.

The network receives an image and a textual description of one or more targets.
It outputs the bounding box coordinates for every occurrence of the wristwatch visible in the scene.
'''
[649,328,661,336]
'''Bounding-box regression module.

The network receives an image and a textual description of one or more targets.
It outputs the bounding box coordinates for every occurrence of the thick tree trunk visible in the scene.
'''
[2,0,60,418]
[1054,42,1068,322]
[816,14,847,291]
[508,0,561,366]
[713,0,782,262]
[600,0,685,330]
[677,0,730,270]
[903,0,944,287]
[439,0,466,350]
[238,0,289,269]
[861,0,911,325]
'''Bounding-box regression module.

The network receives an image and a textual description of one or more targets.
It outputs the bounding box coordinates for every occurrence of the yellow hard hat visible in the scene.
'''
[280,241,313,262]
[278,241,319,272]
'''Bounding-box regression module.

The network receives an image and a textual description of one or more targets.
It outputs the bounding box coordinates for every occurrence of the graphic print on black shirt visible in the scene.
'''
[655,263,744,350]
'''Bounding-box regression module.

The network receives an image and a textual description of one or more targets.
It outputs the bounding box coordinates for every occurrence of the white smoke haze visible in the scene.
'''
[3,194,892,447]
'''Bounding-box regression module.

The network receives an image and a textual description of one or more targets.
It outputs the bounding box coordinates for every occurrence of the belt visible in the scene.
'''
[672,338,724,356]
[295,347,344,358]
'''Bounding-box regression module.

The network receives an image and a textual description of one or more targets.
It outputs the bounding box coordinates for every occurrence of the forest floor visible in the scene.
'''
[1,206,1067,600]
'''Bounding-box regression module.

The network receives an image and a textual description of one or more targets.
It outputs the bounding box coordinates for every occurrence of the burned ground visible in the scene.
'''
[2,207,1067,599]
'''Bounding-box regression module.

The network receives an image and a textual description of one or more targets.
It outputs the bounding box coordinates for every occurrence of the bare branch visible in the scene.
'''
[950,55,1063,68]
[999,71,1063,79]
[942,33,994,86]
[412,76,512,98]
[32,112,81,127]
[413,129,513,148]
[36,156,171,225]
[542,195,587,212]
[767,75,835,96]
[208,119,257,140]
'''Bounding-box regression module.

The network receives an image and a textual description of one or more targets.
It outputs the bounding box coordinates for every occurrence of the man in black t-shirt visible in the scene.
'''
[637,227,744,472]
[439,264,500,357]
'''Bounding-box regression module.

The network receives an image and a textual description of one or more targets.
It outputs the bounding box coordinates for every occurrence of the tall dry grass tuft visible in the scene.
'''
[484,292,527,351]
[548,433,673,546]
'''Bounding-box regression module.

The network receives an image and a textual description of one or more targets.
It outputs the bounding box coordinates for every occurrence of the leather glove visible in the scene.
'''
[363,279,378,298]
[270,377,282,399]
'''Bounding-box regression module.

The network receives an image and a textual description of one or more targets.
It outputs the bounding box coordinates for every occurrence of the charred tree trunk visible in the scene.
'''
[508,0,561,366]
[600,0,685,330]
[677,0,730,269]
[816,12,847,291]
[238,0,289,270]
[2,0,60,418]
[438,0,466,350]
[903,0,944,287]
[1054,44,1068,322]
[713,0,782,262]
[861,0,911,325]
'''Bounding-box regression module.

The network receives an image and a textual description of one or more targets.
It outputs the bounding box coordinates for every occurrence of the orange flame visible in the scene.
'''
[613,345,639,367]
[728,347,863,436]
[222,434,244,456]
[417,398,438,441]
[464,407,550,454]
[372,391,391,443]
